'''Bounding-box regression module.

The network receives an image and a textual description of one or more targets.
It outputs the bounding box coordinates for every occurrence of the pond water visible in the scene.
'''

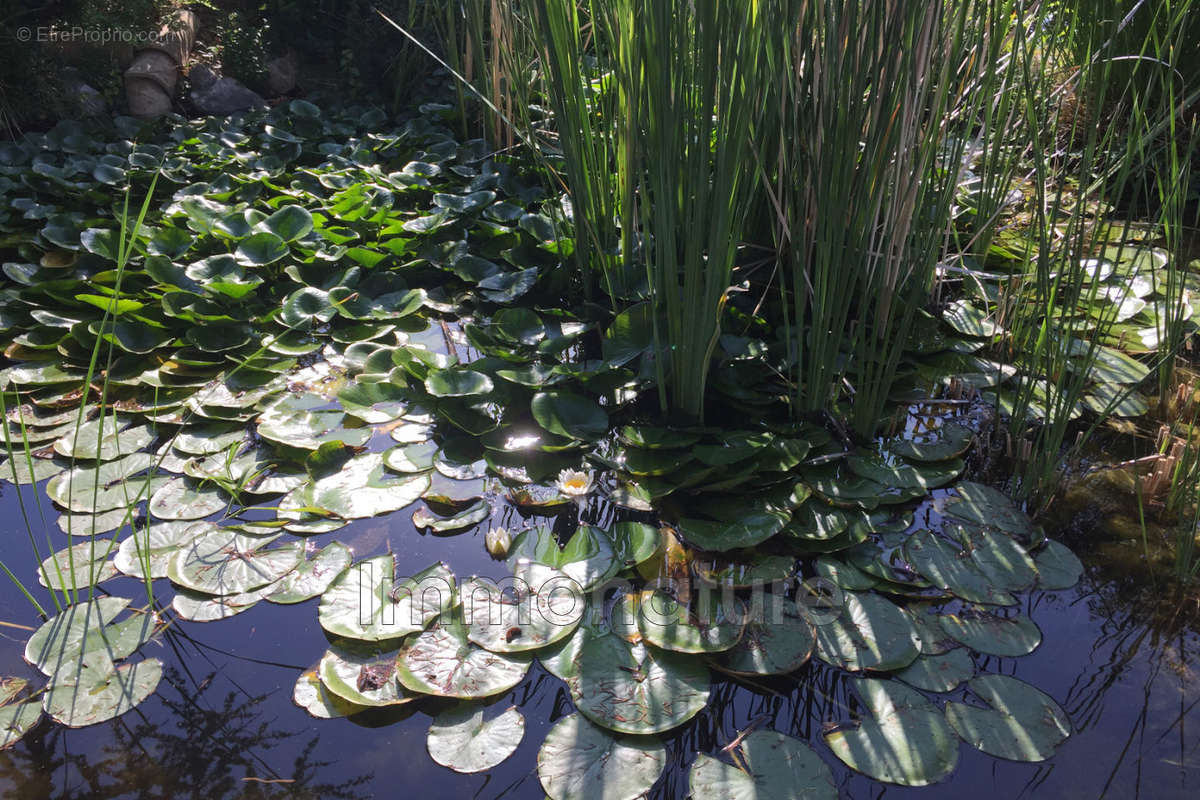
[1,478,1195,799]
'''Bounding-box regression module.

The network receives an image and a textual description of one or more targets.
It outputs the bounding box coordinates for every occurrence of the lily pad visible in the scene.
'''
[38,539,120,591]
[532,391,608,441]
[384,441,437,473]
[52,418,154,461]
[167,529,303,595]
[813,591,921,672]
[939,610,1042,657]
[847,455,963,490]
[425,368,494,397]
[944,673,1071,761]
[172,586,271,622]
[636,590,746,654]
[889,422,974,462]
[318,557,454,641]
[0,691,42,750]
[1033,540,1084,590]
[464,565,584,653]
[395,613,531,698]
[149,477,230,520]
[427,704,525,774]
[282,453,429,521]
[895,649,975,692]
[676,511,790,553]
[689,730,836,800]
[537,713,667,800]
[318,646,412,707]
[43,658,162,727]
[571,635,710,734]
[412,498,491,534]
[293,667,363,719]
[46,452,163,513]
[25,597,157,681]
[825,678,959,787]
[115,520,216,579]
[943,482,1037,544]
[267,541,353,603]
[716,593,817,677]
[902,530,1016,606]
[507,526,618,590]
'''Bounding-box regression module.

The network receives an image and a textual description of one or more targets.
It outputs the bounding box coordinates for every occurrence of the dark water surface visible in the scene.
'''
[0,476,1196,799]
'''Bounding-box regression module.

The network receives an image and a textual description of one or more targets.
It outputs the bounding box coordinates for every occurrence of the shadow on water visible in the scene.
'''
[0,479,1197,799]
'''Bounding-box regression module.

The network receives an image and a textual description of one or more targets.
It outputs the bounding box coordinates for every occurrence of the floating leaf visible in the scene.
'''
[52,418,154,461]
[0,689,41,750]
[282,453,429,521]
[268,541,353,604]
[507,526,618,590]
[293,668,363,719]
[149,477,230,520]
[939,610,1042,657]
[637,590,746,654]
[172,586,270,622]
[260,205,314,242]
[902,530,1016,606]
[25,597,157,681]
[395,614,531,698]
[813,591,920,672]
[889,422,973,462]
[944,674,1071,762]
[463,565,584,653]
[531,391,608,441]
[943,482,1037,544]
[115,520,216,579]
[44,658,162,727]
[716,593,816,677]
[537,713,667,800]
[571,635,709,734]
[689,730,836,800]
[319,646,412,707]
[847,455,963,490]
[944,299,999,337]
[167,529,303,595]
[675,511,789,553]
[895,649,975,693]
[235,231,289,265]
[1033,540,1084,590]
[825,679,959,787]
[38,539,119,591]
[318,557,454,642]
[46,453,164,513]
[413,498,491,534]
[427,704,525,774]
[425,368,494,398]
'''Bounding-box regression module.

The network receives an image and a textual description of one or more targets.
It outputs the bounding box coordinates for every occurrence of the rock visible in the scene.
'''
[70,82,108,117]
[126,79,173,118]
[266,51,298,96]
[189,76,267,115]
[124,50,178,94]
[147,9,198,65]
[187,63,220,91]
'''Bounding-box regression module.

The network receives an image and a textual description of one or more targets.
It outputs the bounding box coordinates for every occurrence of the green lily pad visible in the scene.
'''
[167,529,303,595]
[338,381,408,424]
[0,691,42,750]
[636,590,746,654]
[293,667,363,719]
[895,649,975,692]
[149,477,230,520]
[395,613,531,698]
[813,591,921,672]
[944,673,1071,761]
[1033,540,1084,590]
[507,526,618,590]
[0,453,66,484]
[38,539,120,591]
[267,541,353,603]
[235,231,289,265]
[115,520,216,579]
[943,482,1037,544]
[413,498,492,534]
[571,635,710,734]
[260,205,314,242]
[689,730,836,800]
[58,509,132,538]
[952,525,1038,593]
[939,610,1042,657]
[676,511,790,553]
[906,609,960,655]
[902,530,1016,606]
[715,593,817,677]
[282,453,429,520]
[783,504,848,541]
[171,424,247,455]
[847,455,963,490]
[257,406,371,451]
[43,658,162,727]
[25,597,157,681]
[532,391,608,441]
[889,422,974,462]
[944,299,999,337]
[825,679,959,786]
[537,713,667,800]
[619,425,702,450]
[384,441,437,473]
[172,585,271,622]
[425,368,494,398]
[318,557,454,641]
[280,287,337,329]
[695,553,797,589]
[318,646,412,707]
[52,418,154,461]
[427,704,525,774]
[815,557,880,591]
[464,565,585,653]
[46,452,163,512]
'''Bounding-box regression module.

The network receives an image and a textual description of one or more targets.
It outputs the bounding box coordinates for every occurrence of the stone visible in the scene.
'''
[126,79,172,118]
[147,10,198,65]
[189,76,267,116]
[266,51,298,96]
[187,64,219,91]
[124,50,178,94]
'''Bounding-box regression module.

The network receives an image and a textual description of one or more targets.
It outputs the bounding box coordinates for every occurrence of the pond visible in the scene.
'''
[0,476,1196,798]
[0,102,1197,799]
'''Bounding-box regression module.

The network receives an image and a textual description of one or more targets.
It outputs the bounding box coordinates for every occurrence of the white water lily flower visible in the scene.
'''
[485,526,512,558]
[556,469,593,498]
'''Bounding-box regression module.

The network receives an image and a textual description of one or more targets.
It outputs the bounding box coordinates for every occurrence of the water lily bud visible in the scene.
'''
[485,526,512,557]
